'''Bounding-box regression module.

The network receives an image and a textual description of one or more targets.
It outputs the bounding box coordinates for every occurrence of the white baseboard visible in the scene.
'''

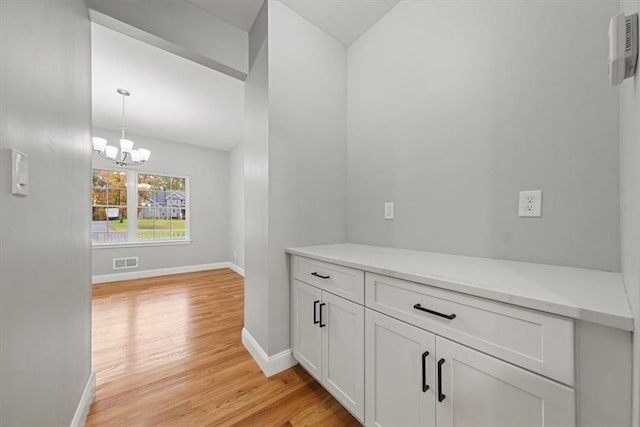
[70,371,95,427]
[228,263,245,277]
[242,328,296,377]
[92,262,236,284]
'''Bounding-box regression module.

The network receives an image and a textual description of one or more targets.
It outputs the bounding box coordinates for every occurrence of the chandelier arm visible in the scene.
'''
[96,150,111,161]
[94,149,147,167]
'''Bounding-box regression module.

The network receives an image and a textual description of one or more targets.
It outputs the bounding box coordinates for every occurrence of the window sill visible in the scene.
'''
[93,240,192,249]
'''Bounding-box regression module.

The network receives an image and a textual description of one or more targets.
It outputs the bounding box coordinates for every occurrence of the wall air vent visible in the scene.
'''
[113,257,138,270]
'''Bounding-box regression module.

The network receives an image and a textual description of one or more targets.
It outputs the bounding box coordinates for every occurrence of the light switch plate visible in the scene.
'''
[519,190,542,217]
[11,149,28,196]
[384,202,394,220]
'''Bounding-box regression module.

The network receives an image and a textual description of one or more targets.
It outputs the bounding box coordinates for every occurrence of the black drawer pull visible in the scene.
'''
[311,272,330,279]
[421,350,430,392]
[319,303,327,327]
[437,358,446,402]
[313,300,320,325]
[413,304,456,320]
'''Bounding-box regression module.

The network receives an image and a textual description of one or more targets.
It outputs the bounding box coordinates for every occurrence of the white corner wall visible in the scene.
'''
[619,2,640,424]
[91,130,230,278]
[229,142,245,269]
[347,1,620,272]
[243,0,348,358]
[0,1,93,424]
[266,0,348,354]
[244,0,270,354]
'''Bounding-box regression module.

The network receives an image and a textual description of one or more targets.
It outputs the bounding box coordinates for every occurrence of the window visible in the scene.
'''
[137,174,187,241]
[92,169,189,245]
[92,170,128,243]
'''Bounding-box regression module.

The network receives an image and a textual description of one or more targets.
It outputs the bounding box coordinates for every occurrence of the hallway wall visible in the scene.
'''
[347,0,620,271]
[229,142,245,269]
[619,2,640,424]
[0,1,93,424]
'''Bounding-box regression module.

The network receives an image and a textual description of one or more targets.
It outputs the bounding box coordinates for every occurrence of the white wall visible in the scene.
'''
[619,2,640,424]
[229,142,245,269]
[347,1,620,272]
[266,0,347,353]
[244,0,270,351]
[92,129,229,277]
[243,0,348,356]
[0,1,93,424]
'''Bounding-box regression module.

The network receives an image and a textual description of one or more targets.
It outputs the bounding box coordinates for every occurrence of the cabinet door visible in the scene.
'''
[321,291,365,422]
[292,280,322,381]
[435,337,575,427]
[365,309,436,427]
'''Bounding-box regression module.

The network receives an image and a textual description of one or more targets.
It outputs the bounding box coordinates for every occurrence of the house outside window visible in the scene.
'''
[92,169,189,245]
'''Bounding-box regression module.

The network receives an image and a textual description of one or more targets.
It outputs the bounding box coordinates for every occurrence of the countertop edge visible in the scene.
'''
[285,247,634,332]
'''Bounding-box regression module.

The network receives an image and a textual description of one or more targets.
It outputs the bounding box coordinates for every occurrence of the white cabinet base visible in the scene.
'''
[291,279,365,423]
[436,337,575,427]
[292,280,322,381]
[322,292,365,421]
[365,309,436,427]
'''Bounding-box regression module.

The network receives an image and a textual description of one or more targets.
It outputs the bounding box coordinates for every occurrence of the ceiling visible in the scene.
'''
[185,0,400,46]
[280,0,400,45]
[91,23,244,151]
[187,0,265,31]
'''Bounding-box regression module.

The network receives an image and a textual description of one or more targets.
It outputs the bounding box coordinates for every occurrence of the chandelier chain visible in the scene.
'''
[121,92,126,140]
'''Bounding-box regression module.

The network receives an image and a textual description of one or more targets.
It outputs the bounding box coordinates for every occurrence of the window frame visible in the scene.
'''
[92,168,191,248]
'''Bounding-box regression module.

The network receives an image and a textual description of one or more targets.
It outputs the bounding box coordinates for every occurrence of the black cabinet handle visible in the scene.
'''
[437,358,446,402]
[413,304,456,320]
[311,272,330,279]
[421,350,430,392]
[319,303,327,327]
[313,300,320,325]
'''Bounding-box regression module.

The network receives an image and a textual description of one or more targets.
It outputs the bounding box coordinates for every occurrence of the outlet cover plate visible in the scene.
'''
[519,190,542,217]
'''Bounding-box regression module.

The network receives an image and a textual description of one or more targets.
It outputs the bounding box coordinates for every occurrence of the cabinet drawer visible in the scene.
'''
[365,273,574,386]
[292,256,364,304]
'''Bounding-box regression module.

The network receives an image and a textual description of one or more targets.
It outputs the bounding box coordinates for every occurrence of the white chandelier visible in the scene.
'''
[92,88,151,167]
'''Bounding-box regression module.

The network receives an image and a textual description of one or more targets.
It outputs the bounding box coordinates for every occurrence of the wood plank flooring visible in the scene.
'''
[86,269,359,426]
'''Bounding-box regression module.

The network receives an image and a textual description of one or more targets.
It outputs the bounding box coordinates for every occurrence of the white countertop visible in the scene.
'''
[286,243,633,331]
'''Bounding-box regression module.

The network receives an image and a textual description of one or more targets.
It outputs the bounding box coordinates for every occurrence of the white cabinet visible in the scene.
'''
[365,309,575,427]
[322,291,365,419]
[288,249,632,427]
[291,279,365,422]
[365,309,436,427]
[435,337,575,427]
[292,279,322,381]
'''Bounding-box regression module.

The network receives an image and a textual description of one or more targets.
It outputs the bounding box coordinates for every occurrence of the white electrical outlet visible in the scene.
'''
[519,190,542,217]
[384,202,394,220]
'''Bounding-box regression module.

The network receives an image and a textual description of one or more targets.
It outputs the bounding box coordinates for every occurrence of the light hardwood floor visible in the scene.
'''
[87,268,359,426]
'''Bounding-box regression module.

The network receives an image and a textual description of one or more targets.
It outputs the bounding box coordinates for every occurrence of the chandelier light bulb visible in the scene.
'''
[130,149,141,163]
[104,145,118,160]
[138,148,151,162]
[120,139,134,154]
[92,137,107,152]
